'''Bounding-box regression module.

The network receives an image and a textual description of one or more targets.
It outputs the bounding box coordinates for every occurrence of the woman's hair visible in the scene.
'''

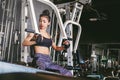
[39,9,50,22]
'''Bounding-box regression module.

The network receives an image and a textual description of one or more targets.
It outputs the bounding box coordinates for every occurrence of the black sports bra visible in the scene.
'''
[35,35,52,48]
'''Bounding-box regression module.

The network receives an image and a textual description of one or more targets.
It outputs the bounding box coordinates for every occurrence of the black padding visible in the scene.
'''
[45,68,60,73]
[105,78,119,80]
[30,45,35,58]
[0,72,98,80]
[25,28,35,33]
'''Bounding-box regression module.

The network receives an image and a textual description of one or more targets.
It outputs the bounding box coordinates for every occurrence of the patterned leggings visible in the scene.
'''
[34,53,72,77]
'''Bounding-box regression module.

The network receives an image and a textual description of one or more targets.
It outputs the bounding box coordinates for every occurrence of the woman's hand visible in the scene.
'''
[62,39,70,49]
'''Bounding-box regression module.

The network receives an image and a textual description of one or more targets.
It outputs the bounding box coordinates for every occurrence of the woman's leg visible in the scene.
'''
[35,53,72,76]
[35,53,51,70]
[46,63,72,77]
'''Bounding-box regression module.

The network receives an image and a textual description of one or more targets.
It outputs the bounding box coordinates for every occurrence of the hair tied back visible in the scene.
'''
[42,9,50,16]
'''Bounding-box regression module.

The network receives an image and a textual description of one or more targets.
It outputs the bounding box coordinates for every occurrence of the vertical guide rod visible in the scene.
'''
[0,0,6,32]
[8,0,17,62]
[2,0,11,61]
[6,0,15,62]
[0,0,7,60]
[21,0,29,63]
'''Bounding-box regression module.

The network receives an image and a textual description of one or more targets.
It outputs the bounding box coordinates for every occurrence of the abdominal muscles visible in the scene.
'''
[34,46,50,55]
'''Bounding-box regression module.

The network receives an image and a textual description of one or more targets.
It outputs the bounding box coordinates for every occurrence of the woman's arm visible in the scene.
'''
[52,42,65,51]
[52,40,70,51]
[22,33,36,46]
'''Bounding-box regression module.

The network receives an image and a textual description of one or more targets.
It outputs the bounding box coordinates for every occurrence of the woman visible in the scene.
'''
[22,10,72,77]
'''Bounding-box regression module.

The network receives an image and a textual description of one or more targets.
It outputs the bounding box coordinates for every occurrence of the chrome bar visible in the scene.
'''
[64,20,82,53]
[76,4,83,23]
[27,0,40,34]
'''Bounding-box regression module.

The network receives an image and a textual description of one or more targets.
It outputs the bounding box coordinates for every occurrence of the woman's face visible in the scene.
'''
[39,16,50,30]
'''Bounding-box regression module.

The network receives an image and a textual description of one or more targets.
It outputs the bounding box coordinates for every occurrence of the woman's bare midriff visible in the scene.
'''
[34,46,50,55]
